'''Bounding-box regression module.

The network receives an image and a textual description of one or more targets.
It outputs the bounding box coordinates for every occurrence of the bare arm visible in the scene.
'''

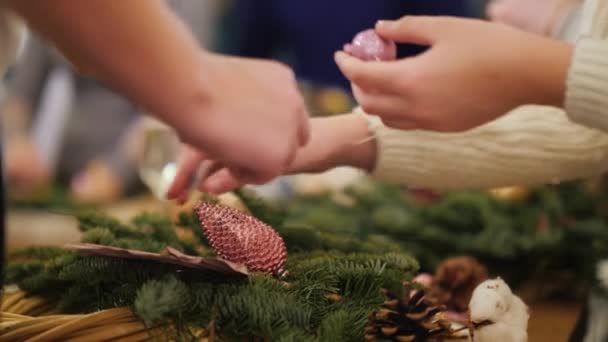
[6,0,208,129]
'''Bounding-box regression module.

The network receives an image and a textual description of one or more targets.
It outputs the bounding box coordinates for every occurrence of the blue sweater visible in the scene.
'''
[224,0,474,90]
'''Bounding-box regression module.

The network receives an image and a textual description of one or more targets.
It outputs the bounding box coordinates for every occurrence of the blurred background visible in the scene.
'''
[4,1,607,341]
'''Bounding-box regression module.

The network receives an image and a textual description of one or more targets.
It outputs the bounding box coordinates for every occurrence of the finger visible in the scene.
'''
[195,160,223,191]
[201,168,243,194]
[375,16,450,45]
[176,191,189,205]
[334,51,400,91]
[352,85,411,120]
[167,146,207,200]
[232,167,270,185]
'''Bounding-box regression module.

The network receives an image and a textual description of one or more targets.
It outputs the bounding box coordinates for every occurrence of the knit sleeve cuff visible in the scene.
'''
[565,38,608,131]
[356,106,608,190]
[353,107,448,188]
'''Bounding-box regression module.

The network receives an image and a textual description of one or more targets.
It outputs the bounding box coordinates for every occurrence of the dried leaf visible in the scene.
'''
[65,243,248,276]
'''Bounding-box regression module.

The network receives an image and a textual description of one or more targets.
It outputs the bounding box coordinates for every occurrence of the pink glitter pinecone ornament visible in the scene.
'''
[344,29,397,61]
[196,202,288,277]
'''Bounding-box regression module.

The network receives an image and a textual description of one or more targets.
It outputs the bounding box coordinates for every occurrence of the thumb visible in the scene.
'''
[375,16,449,45]
[201,168,243,194]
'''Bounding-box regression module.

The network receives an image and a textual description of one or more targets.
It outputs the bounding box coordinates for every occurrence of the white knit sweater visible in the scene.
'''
[365,0,608,190]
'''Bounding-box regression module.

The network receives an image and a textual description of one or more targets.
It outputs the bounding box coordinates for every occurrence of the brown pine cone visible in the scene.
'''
[431,256,488,312]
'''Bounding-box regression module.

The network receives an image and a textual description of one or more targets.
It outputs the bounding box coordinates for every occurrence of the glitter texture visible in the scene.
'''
[196,202,287,277]
[344,29,397,61]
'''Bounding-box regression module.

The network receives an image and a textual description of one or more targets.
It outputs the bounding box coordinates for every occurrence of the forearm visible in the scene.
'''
[287,114,375,174]
[360,106,608,190]
[6,0,208,128]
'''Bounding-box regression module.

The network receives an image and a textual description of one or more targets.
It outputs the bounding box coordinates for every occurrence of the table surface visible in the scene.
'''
[6,196,581,341]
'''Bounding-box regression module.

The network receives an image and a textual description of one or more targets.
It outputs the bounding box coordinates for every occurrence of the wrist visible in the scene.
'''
[522,37,573,108]
[330,113,376,172]
[152,52,215,145]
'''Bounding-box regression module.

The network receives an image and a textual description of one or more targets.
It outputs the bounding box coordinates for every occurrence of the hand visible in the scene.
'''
[169,114,374,197]
[335,17,573,132]
[487,0,580,36]
[167,53,310,199]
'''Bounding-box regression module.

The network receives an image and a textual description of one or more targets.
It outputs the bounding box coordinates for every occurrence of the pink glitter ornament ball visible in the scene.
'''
[196,202,288,277]
[344,29,397,61]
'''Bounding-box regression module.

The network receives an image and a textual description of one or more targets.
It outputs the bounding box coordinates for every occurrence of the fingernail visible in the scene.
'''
[376,20,395,29]
[334,51,348,62]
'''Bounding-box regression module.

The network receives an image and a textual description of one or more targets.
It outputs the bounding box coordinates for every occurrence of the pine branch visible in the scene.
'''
[134,275,191,324]
[233,188,286,227]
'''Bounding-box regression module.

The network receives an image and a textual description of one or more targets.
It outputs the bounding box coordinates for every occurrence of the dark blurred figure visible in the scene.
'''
[3,35,141,203]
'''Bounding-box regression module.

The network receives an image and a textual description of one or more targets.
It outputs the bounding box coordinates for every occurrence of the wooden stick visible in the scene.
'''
[63,322,147,342]
[0,316,74,342]
[9,296,49,315]
[27,308,134,342]
[0,291,27,311]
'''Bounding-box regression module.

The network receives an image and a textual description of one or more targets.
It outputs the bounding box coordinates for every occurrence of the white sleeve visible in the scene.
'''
[358,105,608,190]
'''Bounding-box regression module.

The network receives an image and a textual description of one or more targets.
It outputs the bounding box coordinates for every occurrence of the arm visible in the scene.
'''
[5,0,205,131]
[286,106,608,191]
[362,106,608,190]
[7,0,310,190]
[193,104,608,194]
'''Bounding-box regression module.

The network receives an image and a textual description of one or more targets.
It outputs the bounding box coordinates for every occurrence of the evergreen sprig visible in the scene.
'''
[7,195,419,340]
[11,179,606,339]
[281,180,608,293]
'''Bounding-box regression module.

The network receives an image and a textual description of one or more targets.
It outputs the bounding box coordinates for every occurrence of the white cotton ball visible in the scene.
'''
[502,295,530,332]
[469,278,512,323]
[469,278,529,342]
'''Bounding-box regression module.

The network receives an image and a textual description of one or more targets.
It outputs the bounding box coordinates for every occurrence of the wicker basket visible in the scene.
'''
[1,288,169,341]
